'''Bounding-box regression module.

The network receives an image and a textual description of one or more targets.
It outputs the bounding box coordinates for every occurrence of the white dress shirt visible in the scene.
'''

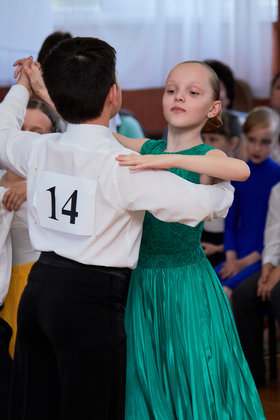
[0,170,39,304]
[263,182,280,266]
[0,85,234,268]
[0,177,13,305]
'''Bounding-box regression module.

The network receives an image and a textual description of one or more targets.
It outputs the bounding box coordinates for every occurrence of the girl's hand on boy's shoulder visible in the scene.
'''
[116,154,173,171]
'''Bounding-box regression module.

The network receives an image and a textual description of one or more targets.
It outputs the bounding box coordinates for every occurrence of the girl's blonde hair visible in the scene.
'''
[243,106,280,139]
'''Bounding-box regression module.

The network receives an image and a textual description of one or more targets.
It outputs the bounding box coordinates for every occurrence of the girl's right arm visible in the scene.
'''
[113,132,149,153]
[116,149,250,182]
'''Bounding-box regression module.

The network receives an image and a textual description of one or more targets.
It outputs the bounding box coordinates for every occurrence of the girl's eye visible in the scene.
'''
[167,89,175,94]
[189,91,199,95]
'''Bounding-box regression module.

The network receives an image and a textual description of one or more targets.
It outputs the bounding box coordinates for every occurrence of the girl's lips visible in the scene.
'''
[171,106,185,112]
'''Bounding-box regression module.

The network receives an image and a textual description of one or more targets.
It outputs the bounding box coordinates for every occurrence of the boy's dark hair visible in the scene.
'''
[204,59,235,109]
[38,31,73,64]
[42,37,116,123]
[27,100,59,133]
[205,110,242,139]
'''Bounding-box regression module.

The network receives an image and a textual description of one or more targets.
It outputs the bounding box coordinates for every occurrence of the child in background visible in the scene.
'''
[215,106,280,302]
[116,61,264,419]
[201,110,242,266]
[270,71,280,162]
[0,99,59,356]
[270,71,280,116]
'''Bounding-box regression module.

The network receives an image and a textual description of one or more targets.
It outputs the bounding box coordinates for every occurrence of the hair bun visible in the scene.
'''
[202,111,223,132]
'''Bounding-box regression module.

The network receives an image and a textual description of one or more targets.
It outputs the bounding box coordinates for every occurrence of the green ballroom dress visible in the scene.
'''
[124,140,265,419]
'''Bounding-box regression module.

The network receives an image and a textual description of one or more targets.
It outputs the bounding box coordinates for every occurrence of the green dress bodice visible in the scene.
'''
[137,140,214,268]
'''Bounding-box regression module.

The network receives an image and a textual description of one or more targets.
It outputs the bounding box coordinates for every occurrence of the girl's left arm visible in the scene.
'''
[116,148,250,182]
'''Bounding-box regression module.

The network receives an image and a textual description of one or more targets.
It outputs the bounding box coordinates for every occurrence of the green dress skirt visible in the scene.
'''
[124,141,265,419]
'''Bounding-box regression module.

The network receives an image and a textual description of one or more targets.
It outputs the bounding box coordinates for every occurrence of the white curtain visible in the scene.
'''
[0,0,277,97]
[0,0,52,86]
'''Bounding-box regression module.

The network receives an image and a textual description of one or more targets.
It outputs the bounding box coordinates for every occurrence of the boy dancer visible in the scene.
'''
[0,37,233,420]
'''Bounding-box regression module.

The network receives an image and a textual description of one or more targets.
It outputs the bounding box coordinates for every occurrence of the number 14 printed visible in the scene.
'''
[47,186,78,224]
[34,171,96,236]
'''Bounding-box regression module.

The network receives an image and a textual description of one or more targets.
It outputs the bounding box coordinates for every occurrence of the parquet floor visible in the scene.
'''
[259,356,280,420]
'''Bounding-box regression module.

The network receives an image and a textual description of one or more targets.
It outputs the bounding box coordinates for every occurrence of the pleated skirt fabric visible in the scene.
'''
[124,256,265,419]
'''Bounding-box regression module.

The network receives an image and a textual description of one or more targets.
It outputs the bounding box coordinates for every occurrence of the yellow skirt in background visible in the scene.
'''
[0,261,35,357]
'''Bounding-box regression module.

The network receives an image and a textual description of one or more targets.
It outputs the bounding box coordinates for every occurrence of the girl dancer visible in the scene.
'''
[116,61,265,419]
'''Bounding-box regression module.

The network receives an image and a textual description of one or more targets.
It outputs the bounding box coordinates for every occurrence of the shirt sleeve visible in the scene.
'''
[262,182,280,266]
[0,187,13,305]
[115,164,234,227]
[0,84,39,177]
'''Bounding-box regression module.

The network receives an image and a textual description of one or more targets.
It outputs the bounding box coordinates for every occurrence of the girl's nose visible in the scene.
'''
[174,91,184,102]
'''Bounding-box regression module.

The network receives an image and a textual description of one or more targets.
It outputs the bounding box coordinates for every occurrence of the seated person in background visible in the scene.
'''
[270,71,280,162]
[215,106,280,302]
[201,110,242,267]
[37,31,72,64]
[204,59,236,111]
[38,31,145,138]
[0,99,59,357]
[204,59,248,160]
[270,71,280,116]
[232,181,280,387]
[109,108,144,138]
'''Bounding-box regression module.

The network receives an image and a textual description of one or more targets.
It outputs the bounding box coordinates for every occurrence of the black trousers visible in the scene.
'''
[9,252,131,420]
[232,270,280,386]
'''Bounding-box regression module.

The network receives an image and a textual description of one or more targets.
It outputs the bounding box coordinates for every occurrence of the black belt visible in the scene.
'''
[39,252,131,279]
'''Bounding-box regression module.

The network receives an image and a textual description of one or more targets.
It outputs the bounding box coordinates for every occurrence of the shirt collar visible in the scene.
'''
[64,123,120,150]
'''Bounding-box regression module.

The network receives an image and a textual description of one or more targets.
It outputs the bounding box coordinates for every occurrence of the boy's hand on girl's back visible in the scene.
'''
[2,181,27,211]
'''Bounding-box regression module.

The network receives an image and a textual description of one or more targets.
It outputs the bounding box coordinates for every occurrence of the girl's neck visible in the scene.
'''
[165,125,203,152]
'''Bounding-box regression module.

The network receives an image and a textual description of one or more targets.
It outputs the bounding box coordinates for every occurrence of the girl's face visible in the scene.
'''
[245,124,276,164]
[162,62,220,130]
[22,108,53,134]
[271,76,280,115]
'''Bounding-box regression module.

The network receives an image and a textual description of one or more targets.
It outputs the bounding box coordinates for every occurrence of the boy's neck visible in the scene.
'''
[83,106,118,128]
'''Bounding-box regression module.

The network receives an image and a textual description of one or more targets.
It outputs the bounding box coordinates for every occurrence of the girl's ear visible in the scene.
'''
[207,100,222,119]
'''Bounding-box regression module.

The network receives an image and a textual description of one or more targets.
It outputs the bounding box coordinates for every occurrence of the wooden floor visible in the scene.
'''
[259,356,280,420]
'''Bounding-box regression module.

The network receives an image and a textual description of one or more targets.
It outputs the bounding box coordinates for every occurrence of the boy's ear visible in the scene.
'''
[208,100,222,118]
[108,83,118,107]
